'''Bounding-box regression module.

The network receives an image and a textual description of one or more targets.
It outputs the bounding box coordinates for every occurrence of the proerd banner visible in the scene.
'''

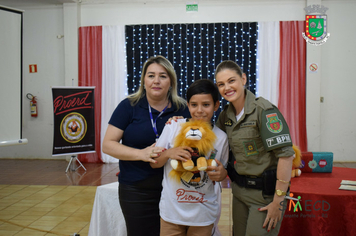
[52,87,95,156]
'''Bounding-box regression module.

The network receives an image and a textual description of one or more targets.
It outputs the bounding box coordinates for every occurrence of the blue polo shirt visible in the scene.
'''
[109,95,190,185]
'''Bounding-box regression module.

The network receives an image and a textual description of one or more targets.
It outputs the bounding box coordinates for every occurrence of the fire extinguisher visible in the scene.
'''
[27,93,38,117]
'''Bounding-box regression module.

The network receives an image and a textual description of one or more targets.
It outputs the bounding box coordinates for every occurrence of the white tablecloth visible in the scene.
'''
[88,182,127,236]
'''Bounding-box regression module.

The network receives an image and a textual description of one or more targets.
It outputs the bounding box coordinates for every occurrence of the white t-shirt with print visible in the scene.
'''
[156,119,229,227]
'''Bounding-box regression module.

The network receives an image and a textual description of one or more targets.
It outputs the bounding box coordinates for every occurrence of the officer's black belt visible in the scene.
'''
[226,161,277,195]
[226,150,277,195]
[234,173,263,190]
[226,160,263,190]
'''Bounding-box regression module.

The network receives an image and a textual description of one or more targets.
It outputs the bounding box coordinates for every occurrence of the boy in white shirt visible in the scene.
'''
[151,79,229,236]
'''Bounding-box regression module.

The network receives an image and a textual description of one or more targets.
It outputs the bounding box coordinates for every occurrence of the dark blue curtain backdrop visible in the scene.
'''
[126,22,258,121]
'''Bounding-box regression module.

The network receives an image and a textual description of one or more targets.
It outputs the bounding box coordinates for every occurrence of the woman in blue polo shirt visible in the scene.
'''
[102,55,190,236]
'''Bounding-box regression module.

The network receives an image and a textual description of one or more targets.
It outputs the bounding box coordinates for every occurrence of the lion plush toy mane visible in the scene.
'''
[292,145,302,177]
[169,119,217,182]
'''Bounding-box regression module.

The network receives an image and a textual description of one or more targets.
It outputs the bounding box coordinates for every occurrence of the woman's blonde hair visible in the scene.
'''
[128,55,186,110]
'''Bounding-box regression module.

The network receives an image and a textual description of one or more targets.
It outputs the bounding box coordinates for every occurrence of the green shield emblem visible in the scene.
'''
[266,113,283,133]
[306,15,327,40]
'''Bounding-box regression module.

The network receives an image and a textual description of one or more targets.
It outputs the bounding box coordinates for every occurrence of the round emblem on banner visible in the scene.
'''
[60,112,87,143]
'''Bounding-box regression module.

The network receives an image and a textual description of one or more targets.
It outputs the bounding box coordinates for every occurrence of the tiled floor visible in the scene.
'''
[0,159,355,236]
[0,185,96,236]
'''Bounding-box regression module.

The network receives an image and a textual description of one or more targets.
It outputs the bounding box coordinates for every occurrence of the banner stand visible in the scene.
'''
[51,86,96,172]
[65,155,87,173]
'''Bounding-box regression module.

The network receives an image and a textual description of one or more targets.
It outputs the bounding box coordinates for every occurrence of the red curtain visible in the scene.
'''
[78,26,103,163]
[278,21,307,152]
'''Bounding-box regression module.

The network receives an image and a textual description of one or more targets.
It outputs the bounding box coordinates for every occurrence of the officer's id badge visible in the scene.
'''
[224,119,233,126]
[243,140,259,156]
[266,113,283,133]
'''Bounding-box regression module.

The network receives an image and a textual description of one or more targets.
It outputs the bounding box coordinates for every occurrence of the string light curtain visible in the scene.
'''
[125,23,258,120]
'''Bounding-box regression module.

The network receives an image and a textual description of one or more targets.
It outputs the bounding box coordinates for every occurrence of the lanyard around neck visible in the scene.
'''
[148,102,169,141]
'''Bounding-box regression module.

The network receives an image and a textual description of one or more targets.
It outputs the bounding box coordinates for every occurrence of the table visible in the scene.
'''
[88,182,127,236]
[279,167,356,236]
[88,181,223,236]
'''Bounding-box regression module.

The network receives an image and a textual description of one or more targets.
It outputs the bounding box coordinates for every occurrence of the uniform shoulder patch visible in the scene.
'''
[266,113,283,133]
[260,107,292,151]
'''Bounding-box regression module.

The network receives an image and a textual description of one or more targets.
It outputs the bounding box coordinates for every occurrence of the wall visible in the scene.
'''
[0,0,355,162]
[319,1,356,160]
[0,5,65,159]
[80,1,305,26]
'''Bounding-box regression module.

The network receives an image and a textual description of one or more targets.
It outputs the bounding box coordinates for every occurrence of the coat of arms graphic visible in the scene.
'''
[302,5,330,46]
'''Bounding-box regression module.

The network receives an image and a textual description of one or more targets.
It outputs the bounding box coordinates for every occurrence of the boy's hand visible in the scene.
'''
[206,159,227,182]
[166,146,193,162]
[151,146,193,169]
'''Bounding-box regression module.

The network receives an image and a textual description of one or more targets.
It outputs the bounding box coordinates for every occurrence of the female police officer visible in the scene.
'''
[214,60,295,236]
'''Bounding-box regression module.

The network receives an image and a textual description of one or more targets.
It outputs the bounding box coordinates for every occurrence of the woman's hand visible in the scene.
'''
[166,116,184,124]
[257,155,293,231]
[258,197,284,232]
[206,160,227,182]
[142,143,166,164]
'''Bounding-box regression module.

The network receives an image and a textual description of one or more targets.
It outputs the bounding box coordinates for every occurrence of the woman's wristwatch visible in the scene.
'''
[275,189,287,196]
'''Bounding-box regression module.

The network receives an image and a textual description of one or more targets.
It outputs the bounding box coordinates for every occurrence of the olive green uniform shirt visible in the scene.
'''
[216,89,294,176]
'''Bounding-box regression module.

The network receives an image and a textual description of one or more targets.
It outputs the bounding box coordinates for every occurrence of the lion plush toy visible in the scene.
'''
[169,119,217,183]
[291,145,302,178]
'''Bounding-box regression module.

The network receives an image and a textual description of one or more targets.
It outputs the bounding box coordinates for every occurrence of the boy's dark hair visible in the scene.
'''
[186,79,219,103]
